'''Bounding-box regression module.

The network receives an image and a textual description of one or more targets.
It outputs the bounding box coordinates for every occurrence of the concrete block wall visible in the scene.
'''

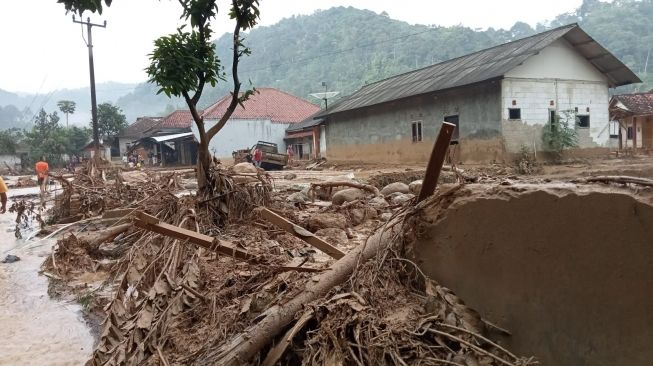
[501,78,610,152]
[326,80,503,163]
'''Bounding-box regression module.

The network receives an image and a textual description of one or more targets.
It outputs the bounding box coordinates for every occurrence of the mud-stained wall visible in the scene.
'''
[413,190,653,366]
[325,81,503,163]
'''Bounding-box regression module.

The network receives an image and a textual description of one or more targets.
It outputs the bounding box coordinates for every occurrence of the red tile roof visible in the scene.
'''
[121,117,163,138]
[203,88,320,124]
[159,110,196,129]
[613,93,653,115]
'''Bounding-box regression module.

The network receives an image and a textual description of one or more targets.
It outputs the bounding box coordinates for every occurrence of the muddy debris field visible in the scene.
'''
[4,157,653,366]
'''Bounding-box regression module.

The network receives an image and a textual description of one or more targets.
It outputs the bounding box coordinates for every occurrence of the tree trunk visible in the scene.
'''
[197,139,211,190]
[193,221,402,365]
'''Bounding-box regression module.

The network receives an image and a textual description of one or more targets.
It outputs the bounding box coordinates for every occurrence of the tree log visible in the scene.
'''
[580,175,653,187]
[193,221,401,365]
[76,223,132,254]
[310,181,380,196]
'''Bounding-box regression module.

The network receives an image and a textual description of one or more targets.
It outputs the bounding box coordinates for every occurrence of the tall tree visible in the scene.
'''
[95,102,127,141]
[57,100,77,127]
[146,0,260,188]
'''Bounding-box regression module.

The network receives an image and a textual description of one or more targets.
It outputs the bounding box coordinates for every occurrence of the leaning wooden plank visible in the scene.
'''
[418,122,456,203]
[132,216,255,262]
[256,208,345,259]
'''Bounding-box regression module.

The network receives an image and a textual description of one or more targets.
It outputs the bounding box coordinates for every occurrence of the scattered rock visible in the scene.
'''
[349,207,378,226]
[287,191,309,204]
[391,193,415,205]
[306,212,348,231]
[332,188,365,206]
[369,196,389,209]
[1,254,21,263]
[232,162,258,174]
[184,182,199,190]
[387,192,405,200]
[315,228,349,246]
[380,212,393,221]
[409,180,423,195]
[380,182,410,196]
[283,173,297,180]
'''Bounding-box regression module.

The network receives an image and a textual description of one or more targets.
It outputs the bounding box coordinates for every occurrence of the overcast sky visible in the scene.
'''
[0,0,582,94]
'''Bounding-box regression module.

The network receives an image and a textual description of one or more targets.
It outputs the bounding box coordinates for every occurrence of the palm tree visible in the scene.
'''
[57,100,76,127]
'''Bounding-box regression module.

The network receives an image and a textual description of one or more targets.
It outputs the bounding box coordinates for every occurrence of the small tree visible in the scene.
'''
[96,102,127,141]
[542,110,579,161]
[146,0,260,188]
[57,100,76,127]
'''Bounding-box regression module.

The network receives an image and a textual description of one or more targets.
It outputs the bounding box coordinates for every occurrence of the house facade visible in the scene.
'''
[197,88,320,158]
[609,93,653,150]
[317,24,639,163]
[284,113,327,160]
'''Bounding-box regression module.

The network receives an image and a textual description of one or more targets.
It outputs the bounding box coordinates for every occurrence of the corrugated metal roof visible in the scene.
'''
[318,24,640,118]
[286,111,324,132]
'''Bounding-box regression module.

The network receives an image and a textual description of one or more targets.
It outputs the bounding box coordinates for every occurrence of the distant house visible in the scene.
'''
[609,93,653,150]
[198,88,320,158]
[315,24,640,163]
[118,110,198,166]
[285,112,326,160]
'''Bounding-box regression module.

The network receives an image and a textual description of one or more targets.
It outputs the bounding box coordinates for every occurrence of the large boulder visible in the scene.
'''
[315,228,349,247]
[409,180,423,195]
[232,162,258,174]
[391,193,415,205]
[349,207,378,226]
[287,191,309,204]
[369,196,389,209]
[380,182,410,196]
[332,188,365,206]
[306,212,348,231]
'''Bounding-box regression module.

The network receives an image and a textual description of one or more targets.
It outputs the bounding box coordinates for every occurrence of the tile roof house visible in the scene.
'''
[315,24,639,163]
[197,88,320,158]
[117,110,197,156]
[609,92,653,150]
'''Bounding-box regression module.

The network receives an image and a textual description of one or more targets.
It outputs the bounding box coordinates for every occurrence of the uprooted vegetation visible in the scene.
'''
[30,162,549,366]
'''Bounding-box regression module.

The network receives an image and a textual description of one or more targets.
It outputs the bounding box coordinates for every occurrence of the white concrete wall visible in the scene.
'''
[319,125,327,157]
[0,155,21,167]
[506,39,608,83]
[195,118,290,158]
[501,78,610,151]
[118,137,137,155]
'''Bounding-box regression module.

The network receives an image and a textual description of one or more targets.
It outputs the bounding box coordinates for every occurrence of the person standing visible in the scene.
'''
[35,157,49,194]
[253,148,263,168]
[0,175,8,214]
[286,145,294,165]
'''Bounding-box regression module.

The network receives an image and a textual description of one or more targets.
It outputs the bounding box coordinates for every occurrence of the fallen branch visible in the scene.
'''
[194,220,402,365]
[579,175,653,187]
[310,181,380,196]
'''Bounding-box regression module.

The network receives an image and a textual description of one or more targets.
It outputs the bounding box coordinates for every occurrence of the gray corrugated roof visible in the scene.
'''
[286,112,324,132]
[317,24,640,118]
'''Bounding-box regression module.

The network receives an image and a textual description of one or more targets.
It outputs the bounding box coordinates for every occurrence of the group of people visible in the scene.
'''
[123,153,145,168]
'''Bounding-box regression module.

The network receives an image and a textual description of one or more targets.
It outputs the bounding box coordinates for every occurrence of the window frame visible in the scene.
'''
[508,108,521,120]
[411,120,423,143]
[576,115,590,128]
[626,126,634,140]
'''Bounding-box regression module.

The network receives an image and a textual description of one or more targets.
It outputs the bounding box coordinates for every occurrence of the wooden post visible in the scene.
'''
[417,122,456,203]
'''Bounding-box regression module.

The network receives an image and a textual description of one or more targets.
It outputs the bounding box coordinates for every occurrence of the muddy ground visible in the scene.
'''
[1,154,652,365]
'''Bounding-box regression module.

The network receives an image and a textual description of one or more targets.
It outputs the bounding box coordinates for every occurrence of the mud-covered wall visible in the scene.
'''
[325,81,504,163]
[413,189,653,366]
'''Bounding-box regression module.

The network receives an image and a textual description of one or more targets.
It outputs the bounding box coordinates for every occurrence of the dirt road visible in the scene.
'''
[0,186,93,366]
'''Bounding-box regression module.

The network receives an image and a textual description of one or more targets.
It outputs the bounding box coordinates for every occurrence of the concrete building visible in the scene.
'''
[285,112,327,160]
[316,24,640,163]
[117,116,164,156]
[198,88,320,158]
[609,93,653,150]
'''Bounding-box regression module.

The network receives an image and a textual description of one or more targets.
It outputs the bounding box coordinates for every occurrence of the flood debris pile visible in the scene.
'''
[38,165,539,366]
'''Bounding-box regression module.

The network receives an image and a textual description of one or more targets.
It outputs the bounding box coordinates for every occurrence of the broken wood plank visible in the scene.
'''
[132,213,256,262]
[418,122,456,203]
[310,181,380,196]
[256,208,345,259]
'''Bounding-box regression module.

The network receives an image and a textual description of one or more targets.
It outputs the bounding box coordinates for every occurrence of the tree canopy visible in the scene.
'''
[96,102,127,140]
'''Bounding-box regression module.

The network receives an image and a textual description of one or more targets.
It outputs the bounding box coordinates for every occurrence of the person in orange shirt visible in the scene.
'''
[0,176,8,213]
[35,157,49,193]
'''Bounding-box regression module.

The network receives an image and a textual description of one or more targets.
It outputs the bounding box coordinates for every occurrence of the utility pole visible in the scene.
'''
[73,16,106,152]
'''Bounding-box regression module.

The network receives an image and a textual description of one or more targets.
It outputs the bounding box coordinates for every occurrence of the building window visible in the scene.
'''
[548,110,557,131]
[627,126,634,140]
[577,115,590,128]
[412,121,423,142]
[609,121,619,138]
[508,108,521,120]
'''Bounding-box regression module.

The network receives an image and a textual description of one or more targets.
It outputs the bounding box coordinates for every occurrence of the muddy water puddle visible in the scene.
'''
[0,186,93,365]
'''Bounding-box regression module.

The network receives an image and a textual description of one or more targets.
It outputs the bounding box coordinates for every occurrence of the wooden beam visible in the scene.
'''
[418,122,456,203]
[256,208,345,259]
[133,212,255,262]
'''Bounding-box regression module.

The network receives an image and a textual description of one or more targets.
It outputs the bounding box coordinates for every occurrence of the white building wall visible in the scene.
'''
[194,118,290,158]
[501,78,610,152]
[319,125,327,157]
[118,137,137,155]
